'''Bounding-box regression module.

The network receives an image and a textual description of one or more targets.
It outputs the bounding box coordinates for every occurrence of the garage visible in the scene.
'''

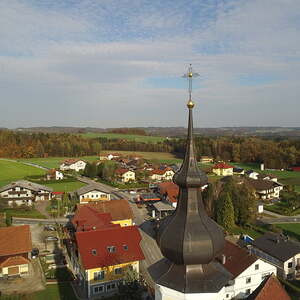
[8,266,19,276]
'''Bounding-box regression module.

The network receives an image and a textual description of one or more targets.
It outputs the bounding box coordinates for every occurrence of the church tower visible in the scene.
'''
[155,65,231,300]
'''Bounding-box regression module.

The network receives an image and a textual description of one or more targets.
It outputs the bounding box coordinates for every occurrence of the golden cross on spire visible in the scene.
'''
[182,64,200,108]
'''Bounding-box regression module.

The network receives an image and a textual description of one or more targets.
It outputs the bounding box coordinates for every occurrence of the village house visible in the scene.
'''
[251,232,300,280]
[0,180,53,206]
[76,199,134,227]
[212,162,234,176]
[199,156,214,163]
[76,184,111,204]
[246,178,283,200]
[46,169,64,180]
[115,168,135,183]
[0,225,32,278]
[99,153,121,161]
[233,167,245,175]
[220,241,277,299]
[150,167,175,181]
[247,274,291,300]
[245,170,260,180]
[158,182,179,208]
[60,159,86,172]
[65,207,144,298]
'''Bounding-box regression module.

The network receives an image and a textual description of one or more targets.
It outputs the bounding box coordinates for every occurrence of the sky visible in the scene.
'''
[1,0,300,128]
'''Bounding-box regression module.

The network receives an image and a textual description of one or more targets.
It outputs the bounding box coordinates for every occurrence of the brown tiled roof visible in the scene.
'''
[246,178,276,191]
[115,168,132,175]
[84,199,133,221]
[213,162,234,169]
[0,225,32,256]
[220,241,257,278]
[247,274,290,300]
[0,256,30,268]
[151,167,173,175]
[62,159,85,165]
[158,182,179,203]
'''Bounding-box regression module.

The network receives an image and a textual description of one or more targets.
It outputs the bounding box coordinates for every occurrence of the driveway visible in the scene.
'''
[0,259,45,295]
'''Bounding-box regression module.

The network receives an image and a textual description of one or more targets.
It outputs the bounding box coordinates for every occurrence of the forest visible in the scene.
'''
[0,129,299,169]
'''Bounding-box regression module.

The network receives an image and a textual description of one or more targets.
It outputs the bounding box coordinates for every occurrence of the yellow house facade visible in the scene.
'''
[212,163,234,176]
[86,261,139,297]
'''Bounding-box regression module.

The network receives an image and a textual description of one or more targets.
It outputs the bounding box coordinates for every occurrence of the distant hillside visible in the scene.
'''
[14,126,300,138]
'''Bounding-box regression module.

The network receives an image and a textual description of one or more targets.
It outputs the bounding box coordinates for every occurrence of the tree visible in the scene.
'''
[216,192,234,230]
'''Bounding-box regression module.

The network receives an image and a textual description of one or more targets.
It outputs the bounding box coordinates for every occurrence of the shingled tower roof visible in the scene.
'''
[156,65,230,293]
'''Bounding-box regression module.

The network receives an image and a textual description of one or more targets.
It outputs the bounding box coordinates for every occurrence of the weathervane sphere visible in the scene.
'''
[187,100,194,108]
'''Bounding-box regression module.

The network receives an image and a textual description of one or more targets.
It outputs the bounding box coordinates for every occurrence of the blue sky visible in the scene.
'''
[0,0,300,128]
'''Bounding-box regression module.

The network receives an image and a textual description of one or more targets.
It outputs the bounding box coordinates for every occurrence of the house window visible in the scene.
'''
[226,294,230,298]
[123,245,128,251]
[93,285,104,294]
[255,264,259,270]
[246,277,251,284]
[106,282,117,291]
[114,267,122,275]
[94,271,105,281]
[91,249,97,255]
[288,262,293,268]
[107,246,116,253]
[246,289,251,295]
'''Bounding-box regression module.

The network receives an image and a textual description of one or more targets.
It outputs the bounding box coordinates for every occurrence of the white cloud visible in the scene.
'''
[0,0,299,128]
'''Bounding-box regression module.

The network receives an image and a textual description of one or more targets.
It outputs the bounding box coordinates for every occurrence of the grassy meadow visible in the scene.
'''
[79,132,166,143]
[0,159,46,187]
[18,156,99,169]
[43,180,85,192]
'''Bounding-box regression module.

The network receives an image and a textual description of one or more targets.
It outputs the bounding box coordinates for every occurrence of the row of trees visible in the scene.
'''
[0,129,299,169]
[203,177,256,230]
[0,130,101,158]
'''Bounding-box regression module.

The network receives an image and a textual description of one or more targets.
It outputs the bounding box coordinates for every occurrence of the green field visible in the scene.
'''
[43,180,85,192]
[0,283,76,300]
[0,159,46,187]
[276,223,300,241]
[1,208,46,219]
[18,156,99,169]
[79,132,166,143]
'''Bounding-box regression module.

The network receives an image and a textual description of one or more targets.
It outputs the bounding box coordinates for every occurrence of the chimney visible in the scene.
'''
[222,254,226,265]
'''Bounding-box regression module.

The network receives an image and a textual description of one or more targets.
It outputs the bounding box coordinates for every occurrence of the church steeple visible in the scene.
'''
[156,65,229,293]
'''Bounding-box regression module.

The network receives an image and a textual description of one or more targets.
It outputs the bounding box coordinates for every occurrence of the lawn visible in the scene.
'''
[18,156,99,169]
[0,159,46,187]
[0,208,46,219]
[276,223,300,241]
[101,150,178,161]
[80,132,166,143]
[228,224,267,239]
[43,180,86,192]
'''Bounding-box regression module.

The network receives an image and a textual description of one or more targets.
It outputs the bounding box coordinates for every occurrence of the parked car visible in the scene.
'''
[44,225,56,231]
[45,236,58,242]
[31,248,39,258]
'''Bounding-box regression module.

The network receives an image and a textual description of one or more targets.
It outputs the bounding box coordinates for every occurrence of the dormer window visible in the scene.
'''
[107,246,116,253]
[92,249,97,255]
[123,245,128,251]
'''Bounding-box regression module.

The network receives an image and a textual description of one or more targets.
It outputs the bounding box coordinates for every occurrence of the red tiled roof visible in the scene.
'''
[83,199,133,221]
[62,159,85,165]
[53,191,64,195]
[247,274,290,300]
[158,182,179,203]
[76,225,144,269]
[220,241,257,278]
[115,168,132,175]
[0,256,30,268]
[213,163,234,169]
[151,167,173,175]
[72,206,118,231]
[0,225,32,256]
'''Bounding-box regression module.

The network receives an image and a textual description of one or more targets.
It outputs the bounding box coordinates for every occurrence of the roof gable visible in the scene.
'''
[0,225,32,256]
[76,225,144,269]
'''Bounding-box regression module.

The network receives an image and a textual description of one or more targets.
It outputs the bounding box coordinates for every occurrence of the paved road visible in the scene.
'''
[12,217,68,225]
[261,217,300,224]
